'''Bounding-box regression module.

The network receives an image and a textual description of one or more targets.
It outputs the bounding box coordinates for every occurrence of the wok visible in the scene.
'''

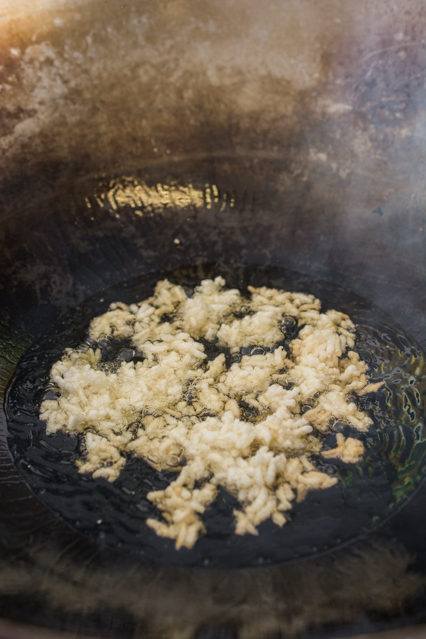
[0,0,425,637]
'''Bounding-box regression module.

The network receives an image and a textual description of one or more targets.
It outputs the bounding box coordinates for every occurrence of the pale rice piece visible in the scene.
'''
[321,433,365,464]
[357,381,385,396]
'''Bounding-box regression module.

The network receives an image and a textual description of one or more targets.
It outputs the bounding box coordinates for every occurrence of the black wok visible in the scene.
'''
[0,0,425,637]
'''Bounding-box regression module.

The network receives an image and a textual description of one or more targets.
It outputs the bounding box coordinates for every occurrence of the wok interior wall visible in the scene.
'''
[0,0,425,347]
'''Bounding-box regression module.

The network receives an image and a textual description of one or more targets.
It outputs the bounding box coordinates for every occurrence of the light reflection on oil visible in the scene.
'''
[90,177,234,216]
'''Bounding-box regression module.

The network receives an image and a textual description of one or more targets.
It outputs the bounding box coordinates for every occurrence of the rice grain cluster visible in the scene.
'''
[40,277,382,549]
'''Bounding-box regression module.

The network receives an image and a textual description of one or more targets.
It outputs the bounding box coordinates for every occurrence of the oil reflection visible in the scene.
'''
[90,178,234,216]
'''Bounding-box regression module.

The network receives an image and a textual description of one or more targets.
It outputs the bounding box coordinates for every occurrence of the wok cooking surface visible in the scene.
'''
[5,261,426,569]
[0,159,425,638]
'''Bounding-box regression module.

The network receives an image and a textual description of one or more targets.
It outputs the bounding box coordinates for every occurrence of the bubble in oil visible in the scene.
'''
[4,262,426,569]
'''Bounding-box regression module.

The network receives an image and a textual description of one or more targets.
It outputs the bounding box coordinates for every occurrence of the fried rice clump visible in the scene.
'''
[40,277,382,549]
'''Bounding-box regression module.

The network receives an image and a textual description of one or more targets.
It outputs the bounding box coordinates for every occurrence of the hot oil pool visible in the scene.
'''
[5,263,426,569]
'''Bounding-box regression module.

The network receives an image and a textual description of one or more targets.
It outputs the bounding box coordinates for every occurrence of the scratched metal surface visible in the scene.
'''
[0,0,425,637]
